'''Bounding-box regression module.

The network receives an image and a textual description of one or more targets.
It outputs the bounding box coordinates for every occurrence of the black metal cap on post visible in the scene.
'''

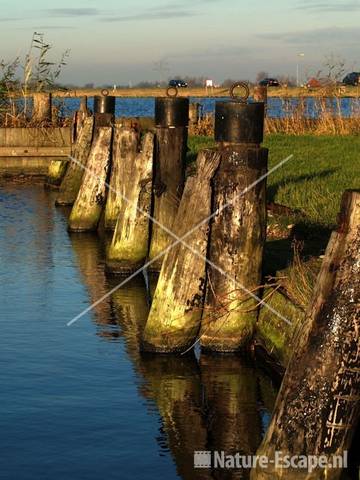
[155,97,189,128]
[93,95,116,115]
[215,101,264,144]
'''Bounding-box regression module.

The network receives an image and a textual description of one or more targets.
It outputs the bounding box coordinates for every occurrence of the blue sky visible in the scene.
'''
[0,0,359,84]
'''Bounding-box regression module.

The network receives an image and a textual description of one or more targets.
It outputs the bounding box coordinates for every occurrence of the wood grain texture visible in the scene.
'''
[148,126,187,272]
[252,190,360,480]
[68,126,112,232]
[142,149,221,352]
[200,145,268,352]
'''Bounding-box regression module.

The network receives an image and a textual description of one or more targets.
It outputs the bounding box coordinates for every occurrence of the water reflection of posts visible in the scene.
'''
[200,355,263,479]
[140,354,210,480]
[109,275,149,360]
[69,233,114,334]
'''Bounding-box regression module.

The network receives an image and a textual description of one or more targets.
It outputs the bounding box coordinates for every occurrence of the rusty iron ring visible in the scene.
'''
[229,82,250,103]
[166,86,178,98]
[101,88,109,96]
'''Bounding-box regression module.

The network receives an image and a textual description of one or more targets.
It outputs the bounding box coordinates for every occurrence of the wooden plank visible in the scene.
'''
[0,146,72,157]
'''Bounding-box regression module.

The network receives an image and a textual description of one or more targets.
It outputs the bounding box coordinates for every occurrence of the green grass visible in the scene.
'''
[189,134,360,227]
[188,133,360,279]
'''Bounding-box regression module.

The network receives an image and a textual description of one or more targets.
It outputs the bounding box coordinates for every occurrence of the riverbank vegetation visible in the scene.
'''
[189,133,360,307]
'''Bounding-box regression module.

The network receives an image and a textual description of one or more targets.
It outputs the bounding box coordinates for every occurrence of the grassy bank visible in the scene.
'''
[189,133,360,227]
[189,133,360,282]
[189,134,359,365]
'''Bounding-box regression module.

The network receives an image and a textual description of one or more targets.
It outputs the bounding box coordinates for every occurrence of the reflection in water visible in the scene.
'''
[140,354,210,480]
[65,216,277,480]
[69,232,119,339]
[200,356,263,480]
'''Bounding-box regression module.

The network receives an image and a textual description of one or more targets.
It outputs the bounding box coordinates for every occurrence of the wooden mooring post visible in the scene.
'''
[253,85,268,105]
[104,125,140,231]
[93,95,115,128]
[199,100,268,352]
[55,116,94,206]
[142,149,221,353]
[105,131,154,274]
[68,126,112,232]
[147,97,189,272]
[251,190,360,480]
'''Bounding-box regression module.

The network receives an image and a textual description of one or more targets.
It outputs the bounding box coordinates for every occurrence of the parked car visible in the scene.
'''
[259,78,280,87]
[342,72,360,86]
[168,79,188,88]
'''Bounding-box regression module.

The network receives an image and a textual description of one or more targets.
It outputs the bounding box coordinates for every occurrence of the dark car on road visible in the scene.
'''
[342,72,360,86]
[259,78,280,87]
[168,79,188,88]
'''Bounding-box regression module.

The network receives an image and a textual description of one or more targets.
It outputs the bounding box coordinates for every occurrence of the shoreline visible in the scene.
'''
[7,86,360,99]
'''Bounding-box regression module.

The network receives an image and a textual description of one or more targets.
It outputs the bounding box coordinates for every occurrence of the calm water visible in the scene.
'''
[0,182,280,480]
[53,96,360,119]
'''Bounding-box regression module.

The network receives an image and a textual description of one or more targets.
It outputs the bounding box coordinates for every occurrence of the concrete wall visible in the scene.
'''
[0,127,72,176]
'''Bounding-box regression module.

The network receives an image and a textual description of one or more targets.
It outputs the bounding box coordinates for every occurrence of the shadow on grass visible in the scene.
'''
[264,221,332,276]
[267,167,339,203]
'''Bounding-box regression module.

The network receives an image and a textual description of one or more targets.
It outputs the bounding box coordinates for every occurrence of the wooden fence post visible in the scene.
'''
[147,97,189,272]
[68,126,112,232]
[32,92,52,124]
[105,131,154,274]
[251,190,360,480]
[142,149,221,353]
[200,100,267,352]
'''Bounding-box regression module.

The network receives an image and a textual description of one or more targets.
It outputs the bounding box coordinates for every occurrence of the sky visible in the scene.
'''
[0,0,359,85]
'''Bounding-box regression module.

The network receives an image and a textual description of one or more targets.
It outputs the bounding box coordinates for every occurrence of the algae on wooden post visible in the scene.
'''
[55,116,94,206]
[45,158,68,188]
[104,126,140,231]
[200,145,268,353]
[68,126,112,232]
[148,127,187,272]
[251,190,360,480]
[106,132,154,274]
[142,149,221,353]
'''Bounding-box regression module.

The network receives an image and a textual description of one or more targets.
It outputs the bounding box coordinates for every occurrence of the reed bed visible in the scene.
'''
[191,94,360,136]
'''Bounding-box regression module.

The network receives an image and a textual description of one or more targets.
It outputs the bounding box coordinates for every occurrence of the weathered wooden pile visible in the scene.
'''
[53,94,359,477]
[55,94,271,355]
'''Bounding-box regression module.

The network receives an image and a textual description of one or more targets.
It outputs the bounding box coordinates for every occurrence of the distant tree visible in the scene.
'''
[256,71,269,83]
[84,82,94,89]
[320,54,346,83]
[276,75,297,87]
[135,80,159,88]
[221,78,238,88]
[182,76,207,87]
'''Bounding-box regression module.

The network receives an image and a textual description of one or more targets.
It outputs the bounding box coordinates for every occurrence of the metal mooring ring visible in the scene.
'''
[101,88,109,96]
[229,82,250,103]
[166,86,178,98]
